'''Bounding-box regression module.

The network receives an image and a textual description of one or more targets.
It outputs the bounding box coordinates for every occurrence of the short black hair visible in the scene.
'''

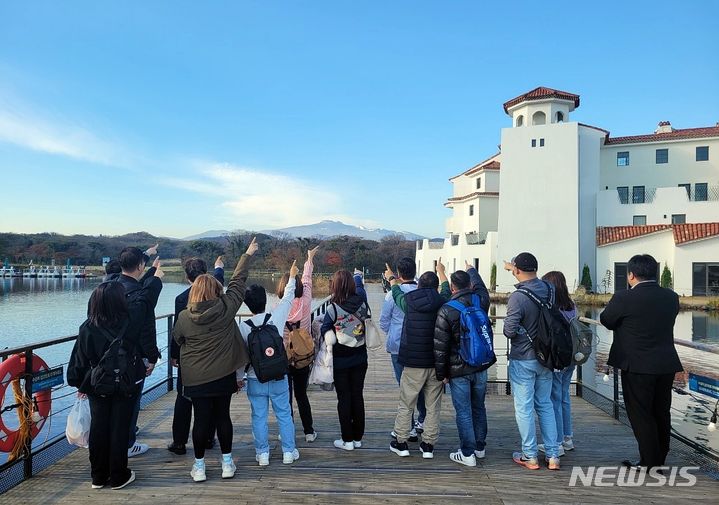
[418,271,439,290]
[627,254,658,281]
[119,247,144,272]
[244,284,267,314]
[450,270,471,290]
[397,257,416,280]
[104,259,122,275]
[184,257,208,282]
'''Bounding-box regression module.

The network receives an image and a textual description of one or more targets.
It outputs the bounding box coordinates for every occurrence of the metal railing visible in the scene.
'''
[0,296,332,493]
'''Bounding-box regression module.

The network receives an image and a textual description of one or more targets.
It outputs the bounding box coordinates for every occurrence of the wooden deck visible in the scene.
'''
[2,286,716,504]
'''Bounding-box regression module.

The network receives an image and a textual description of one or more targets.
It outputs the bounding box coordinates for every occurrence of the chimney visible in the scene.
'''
[655,121,674,134]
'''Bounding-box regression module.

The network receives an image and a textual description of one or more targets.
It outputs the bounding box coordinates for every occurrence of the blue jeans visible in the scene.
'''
[509,359,558,458]
[127,378,144,448]
[246,376,296,454]
[551,366,575,444]
[391,353,426,424]
[449,370,488,457]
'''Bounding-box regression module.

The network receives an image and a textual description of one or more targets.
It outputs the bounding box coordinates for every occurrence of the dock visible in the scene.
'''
[1,286,716,504]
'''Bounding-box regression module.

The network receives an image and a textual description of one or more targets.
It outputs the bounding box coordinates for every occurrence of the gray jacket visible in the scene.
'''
[503,277,554,361]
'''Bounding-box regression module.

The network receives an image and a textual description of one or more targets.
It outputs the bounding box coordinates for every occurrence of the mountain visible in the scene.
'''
[182,230,233,240]
[263,220,425,241]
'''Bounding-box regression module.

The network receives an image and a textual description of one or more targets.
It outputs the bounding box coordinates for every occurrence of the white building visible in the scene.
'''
[416,86,719,296]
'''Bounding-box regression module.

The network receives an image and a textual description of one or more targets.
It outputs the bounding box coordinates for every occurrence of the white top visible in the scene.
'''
[239,277,296,379]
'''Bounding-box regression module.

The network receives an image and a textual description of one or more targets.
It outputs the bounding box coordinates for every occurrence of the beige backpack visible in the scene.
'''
[285,321,316,369]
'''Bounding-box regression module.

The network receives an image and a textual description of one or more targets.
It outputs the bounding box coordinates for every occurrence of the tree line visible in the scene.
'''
[0,231,416,275]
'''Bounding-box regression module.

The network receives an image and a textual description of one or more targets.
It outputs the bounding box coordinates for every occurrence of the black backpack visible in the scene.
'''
[515,281,574,371]
[90,323,143,397]
[246,314,288,383]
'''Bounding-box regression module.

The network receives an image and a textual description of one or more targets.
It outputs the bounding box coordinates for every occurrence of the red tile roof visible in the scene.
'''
[605,125,719,145]
[597,223,719,246]
[449,153,500,181]
[465,160,500,176]
[445,191,500,206]
[503,87,580,113]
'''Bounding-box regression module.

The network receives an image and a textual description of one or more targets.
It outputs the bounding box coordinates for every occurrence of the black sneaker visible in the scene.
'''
[167,442,186,455]
[206,438,216,450]
[390,440,410,457]
[419,442,434,459]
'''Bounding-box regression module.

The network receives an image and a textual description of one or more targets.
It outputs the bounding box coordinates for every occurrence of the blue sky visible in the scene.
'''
[1,1,717,238]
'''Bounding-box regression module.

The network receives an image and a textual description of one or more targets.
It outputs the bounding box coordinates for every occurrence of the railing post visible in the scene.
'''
[576,363,583,398]
[613,366,620,420]
[23,349,33,480]
[167,315,174,393]
[505,337,511,395]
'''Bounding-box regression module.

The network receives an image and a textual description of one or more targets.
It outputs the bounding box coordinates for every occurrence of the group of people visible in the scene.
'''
[67,238,683,490]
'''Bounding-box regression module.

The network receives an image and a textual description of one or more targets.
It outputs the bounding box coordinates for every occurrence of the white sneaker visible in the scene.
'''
[190,463,206,483]
[111,470,136,490]
[283,449,300,464]
[449,450,476,467]
[562,438,575,451]
[413,420,424,433]
[127,442,149,458]
[305,432,318,443]
[538,444,565,457]
[353,440,362,448]
[256,452,270,466]
[333,439,354,451]
[221,458,236,478]
[474,449,486,459]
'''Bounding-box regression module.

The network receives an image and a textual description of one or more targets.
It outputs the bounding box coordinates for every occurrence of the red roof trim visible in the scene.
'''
[449,153,500,181]
[445,191,500,205]
[605,126,719,145]
[597,223,719,246]
[503,87,580,113]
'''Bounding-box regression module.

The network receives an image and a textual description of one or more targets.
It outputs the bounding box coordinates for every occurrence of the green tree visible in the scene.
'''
[580,264,593,292]
[660,265,673,289]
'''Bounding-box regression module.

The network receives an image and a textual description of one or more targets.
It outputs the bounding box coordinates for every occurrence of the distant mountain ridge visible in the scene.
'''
[183,220,424,241]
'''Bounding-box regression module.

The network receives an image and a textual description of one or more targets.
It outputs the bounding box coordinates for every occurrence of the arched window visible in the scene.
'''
[516,115,524,127]
[532,111,546,125]
[556,111,564,123]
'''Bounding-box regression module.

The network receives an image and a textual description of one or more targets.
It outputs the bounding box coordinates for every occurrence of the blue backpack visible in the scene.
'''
[446,295,496,368]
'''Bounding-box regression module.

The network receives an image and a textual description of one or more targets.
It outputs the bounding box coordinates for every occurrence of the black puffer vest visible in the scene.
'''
[398,288,446,368]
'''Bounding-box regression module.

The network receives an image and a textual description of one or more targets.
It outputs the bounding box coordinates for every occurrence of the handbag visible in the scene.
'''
[309,340,334,385]
[362,306,383,351]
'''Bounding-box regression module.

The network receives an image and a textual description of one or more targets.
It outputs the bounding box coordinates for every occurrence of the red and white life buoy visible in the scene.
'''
[0,353,52,453]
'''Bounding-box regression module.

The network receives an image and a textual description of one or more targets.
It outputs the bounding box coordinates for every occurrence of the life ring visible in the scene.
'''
[0,353,51,453]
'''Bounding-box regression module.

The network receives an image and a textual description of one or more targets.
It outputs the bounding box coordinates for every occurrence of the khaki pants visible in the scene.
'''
[393,367,444,445]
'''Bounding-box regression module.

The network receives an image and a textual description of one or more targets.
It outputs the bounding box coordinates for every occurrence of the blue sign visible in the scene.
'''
[32,366,64,393]
[688,373,719,400]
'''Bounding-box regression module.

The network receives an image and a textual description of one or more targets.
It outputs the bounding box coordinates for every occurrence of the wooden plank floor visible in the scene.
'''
[2,285,716,504]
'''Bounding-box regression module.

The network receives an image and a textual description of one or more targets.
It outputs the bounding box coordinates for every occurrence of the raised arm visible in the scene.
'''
[466,261,489,312]
[223,238,258,313]
[272,261,299,331]
[213,255,225,285]
[354,269,367,303]
[437,258,451,301]
[299,246,318,330]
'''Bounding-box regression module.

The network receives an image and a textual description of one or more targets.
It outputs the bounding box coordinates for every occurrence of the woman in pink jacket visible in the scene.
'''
[276,245,320,442]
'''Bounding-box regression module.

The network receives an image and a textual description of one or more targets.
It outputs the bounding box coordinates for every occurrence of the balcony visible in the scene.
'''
[614,185,719,204]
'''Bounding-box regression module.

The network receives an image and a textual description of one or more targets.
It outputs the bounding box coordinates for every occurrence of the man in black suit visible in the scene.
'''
[600,254,683,469]
[166,256,224,455]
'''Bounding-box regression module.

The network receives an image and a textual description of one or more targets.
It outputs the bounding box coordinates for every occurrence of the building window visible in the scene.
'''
[632,186,645,204]
[451,234,459,246]
[539,138,545,147]
[633,215,647,225]
[516,115,524,127]
[469,204,474,216]
[617,151,630,166]
[696,146,709,161]
[531,139,536,147]
[476,178,481,189]
[671,214,686,224]
[655,148,668,164]
[473,258,480,270]
[614,263,629,291]
[556,111,564,123]
[679,183,691,198]
[695,183,708,201]
[693,263,719,296]
[617,186,629,204]
[532,111,546,125]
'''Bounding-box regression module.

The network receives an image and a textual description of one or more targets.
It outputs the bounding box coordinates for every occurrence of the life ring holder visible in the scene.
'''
[0,353,51,453]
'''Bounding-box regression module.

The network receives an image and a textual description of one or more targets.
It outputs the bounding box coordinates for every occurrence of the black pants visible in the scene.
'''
[288,365,314,435]
[621,371,674,468]
[172,368,216,445]
[191,395,233,459]
[88,393,135,487]
[334,362,368,442]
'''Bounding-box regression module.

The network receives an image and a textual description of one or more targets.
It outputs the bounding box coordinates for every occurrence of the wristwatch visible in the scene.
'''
[387,275,396,282]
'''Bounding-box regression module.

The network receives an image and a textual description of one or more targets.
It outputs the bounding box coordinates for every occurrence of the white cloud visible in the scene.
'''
[161,161,378,229]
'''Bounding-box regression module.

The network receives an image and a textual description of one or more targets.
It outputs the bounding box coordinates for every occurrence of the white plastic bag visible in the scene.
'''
[66,397,91,448]
[364,317,384,351]
[309,341,334,385]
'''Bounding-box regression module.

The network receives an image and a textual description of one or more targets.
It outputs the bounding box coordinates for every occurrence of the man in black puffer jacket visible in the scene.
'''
[385,260,451,460]
[434,261,494,467]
